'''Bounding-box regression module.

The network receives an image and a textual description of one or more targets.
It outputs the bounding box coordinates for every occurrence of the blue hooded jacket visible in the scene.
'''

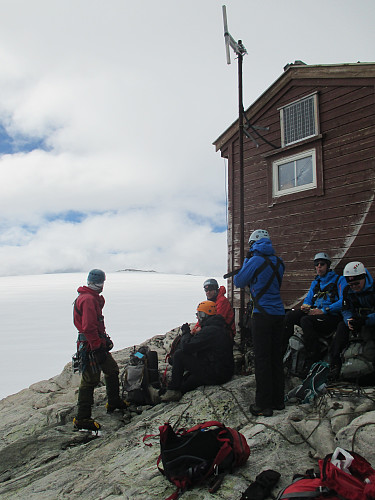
[341,270,375,326]
[304,270,346,315]
[234,238,285,315]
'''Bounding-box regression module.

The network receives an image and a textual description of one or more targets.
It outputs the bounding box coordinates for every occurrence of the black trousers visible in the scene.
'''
[284,309,340,360]
[329,321,350,367]
[169,349,224,394]
[77,352,120,419]
[251,313,285,409]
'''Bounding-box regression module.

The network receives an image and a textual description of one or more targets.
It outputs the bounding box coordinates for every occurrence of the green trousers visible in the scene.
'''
[77,352,121,419]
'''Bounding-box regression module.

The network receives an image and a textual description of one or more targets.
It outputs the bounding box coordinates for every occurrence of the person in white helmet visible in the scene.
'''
[329,261,375,378]
[283,252,346,370]
[234,229,285,417]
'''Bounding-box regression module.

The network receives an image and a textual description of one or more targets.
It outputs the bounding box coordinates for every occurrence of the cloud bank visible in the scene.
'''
[0,0,373,276]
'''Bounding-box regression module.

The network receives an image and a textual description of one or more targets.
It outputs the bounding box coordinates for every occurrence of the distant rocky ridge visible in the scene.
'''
[0,328,375,499]
[117,268,157,273]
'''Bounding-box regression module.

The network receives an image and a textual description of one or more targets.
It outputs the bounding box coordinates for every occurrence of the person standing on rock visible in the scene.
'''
[73,269,127,432]
[234,229,285,417]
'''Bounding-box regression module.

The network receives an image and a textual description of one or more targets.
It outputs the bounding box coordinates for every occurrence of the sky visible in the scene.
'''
[0,271,218,400]
[0,0,374,277]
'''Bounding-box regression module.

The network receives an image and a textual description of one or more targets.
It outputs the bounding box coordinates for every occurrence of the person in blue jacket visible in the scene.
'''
[234,229,285,417]
[283,252,346,364]
[330,261,375,377]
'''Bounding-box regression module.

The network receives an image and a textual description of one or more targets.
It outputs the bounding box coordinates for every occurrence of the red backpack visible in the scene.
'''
[155,420,250,499]
[277,449,375,499]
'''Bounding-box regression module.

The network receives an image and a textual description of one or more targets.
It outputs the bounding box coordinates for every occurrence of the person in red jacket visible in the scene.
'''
[192,279,236,339]
[72,269,127,432]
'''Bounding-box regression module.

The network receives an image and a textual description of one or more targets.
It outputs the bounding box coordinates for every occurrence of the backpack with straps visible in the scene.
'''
[285,361,330,404]
[121,346,160,405]
[341,327,375,381]
[283,328,310,379]
[154,420,250,499]
[276,448,375,499]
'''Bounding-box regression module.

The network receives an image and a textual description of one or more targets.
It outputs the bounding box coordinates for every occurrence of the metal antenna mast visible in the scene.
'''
[222,5,247,338]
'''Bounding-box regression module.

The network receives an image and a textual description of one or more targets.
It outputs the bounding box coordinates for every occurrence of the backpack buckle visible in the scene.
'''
[208,468,224,494]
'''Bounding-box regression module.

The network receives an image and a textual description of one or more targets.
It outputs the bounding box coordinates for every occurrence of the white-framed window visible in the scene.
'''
[272,149,317,197]
[280,93,319,146]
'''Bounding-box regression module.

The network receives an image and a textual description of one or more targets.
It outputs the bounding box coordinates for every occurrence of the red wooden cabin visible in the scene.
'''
[214,61,375,317]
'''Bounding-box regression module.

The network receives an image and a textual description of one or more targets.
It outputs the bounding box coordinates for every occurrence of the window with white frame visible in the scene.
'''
[280,93,318,146]
[273,149,317,197]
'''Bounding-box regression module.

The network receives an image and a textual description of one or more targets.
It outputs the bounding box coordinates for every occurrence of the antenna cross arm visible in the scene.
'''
[224,32,247,56]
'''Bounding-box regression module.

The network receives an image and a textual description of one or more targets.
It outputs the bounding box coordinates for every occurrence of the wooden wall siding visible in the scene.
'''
[221,74,375,311]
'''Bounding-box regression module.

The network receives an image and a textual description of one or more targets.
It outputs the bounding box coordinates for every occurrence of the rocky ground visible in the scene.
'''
[0,327,375,499]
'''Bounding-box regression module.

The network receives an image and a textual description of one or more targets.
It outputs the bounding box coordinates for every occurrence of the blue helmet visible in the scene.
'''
[87,269,106,285]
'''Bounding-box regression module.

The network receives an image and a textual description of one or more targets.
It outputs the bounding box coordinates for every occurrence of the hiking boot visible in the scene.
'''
[250,404,273,417]
[148,385,161,404]
[73,417,101,432]
[106,399,130,413]
[273,404,285,411]
[160,389,182,402]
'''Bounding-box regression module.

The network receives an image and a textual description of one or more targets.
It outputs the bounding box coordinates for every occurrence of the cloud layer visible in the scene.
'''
[0,0,373,276]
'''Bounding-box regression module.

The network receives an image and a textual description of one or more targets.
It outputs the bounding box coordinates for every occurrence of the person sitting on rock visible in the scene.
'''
[330,261,375,378]
[160,301,234,402]
[72,269,128,432]
[283,252,346,365]
[191,278,236,339]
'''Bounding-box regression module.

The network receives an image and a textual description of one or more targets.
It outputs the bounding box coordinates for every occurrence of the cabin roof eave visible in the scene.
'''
[213,61,375,152]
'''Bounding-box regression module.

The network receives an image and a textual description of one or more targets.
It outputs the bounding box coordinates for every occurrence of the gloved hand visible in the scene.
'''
[181,323,191,335]
[105,336,114,351]
[241,469,281,500]
[93,347,107,365]
[348,316,366,331]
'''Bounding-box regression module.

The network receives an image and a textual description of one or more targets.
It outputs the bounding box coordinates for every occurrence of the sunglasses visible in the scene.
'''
[204,285,217,291]
[346,274,366,286]
[314,261,327,267]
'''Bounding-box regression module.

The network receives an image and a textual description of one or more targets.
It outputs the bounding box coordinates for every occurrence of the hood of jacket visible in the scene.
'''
[314,269,339,286]
[77,286,105,306]
[217,285,227,300]
[251,238,275,257]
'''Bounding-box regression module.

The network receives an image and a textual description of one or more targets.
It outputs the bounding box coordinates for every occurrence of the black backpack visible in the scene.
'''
[150,420,250,499]
[121,346,159,405]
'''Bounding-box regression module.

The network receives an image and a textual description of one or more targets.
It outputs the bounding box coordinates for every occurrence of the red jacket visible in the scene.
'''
[216,286,236,337]
[73,286,108,351]
[192,286,236,338]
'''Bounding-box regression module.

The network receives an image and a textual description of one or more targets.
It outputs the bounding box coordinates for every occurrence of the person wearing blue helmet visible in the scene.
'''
[283,252,346,368]
[234,229,285,417]
[72,269,127,432]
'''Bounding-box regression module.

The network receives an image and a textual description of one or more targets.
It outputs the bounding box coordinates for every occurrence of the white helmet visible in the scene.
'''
[248,229,270,245]
[313,252,331,265]
[343,261,366,279]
